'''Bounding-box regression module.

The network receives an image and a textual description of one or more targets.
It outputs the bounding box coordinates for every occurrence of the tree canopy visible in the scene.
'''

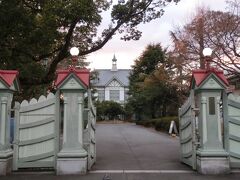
[127,43,183,120]
[0,0,180,99]
[170,1,240,76]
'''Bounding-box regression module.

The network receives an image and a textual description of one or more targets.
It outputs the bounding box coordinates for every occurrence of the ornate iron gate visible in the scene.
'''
[13,93,59,170]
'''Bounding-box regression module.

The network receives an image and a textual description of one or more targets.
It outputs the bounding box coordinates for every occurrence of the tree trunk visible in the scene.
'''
[198,16,205,69]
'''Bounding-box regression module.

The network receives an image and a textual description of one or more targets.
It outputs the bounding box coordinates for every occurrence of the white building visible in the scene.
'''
[93,55,131,104]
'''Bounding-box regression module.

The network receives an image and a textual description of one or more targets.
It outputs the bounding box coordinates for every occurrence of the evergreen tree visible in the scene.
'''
[128,43,182,120]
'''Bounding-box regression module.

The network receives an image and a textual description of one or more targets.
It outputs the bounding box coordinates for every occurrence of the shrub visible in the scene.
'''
[135,119,156,127]
[136,116,179,133]
[155,116,178,132]
[95,100,125,120]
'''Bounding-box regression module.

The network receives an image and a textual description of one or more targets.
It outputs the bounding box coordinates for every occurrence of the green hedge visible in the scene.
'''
[136,116,179,133]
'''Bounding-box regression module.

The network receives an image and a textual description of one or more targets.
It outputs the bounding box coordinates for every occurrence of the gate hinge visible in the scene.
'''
[192,108,200,111]
[12,140,20,145]
[194,141,201,148]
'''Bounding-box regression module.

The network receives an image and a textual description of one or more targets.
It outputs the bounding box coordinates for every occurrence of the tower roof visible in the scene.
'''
[93,69,130,87]
[111,54,117,71]
[0,70,19,89]
[112,54,117,62]
[190,68,229,89]
[55,68,90,88]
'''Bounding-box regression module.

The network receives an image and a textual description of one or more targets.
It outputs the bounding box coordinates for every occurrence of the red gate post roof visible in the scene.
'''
[0,70,20,90]
[55,68,90,88]
[190,68,229,89]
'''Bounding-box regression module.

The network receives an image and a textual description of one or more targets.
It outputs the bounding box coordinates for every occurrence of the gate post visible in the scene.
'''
[191,69,230,174]
[0,70,19,175]
[55,68,90,175]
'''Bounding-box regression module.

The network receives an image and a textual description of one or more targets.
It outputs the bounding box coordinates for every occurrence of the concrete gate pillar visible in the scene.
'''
[191,69,230,174]
[55,68,90,175]
[0,70,19,175]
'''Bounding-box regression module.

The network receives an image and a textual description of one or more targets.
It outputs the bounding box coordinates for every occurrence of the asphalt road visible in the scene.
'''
[3,123,240,180]
[92,123,190,170]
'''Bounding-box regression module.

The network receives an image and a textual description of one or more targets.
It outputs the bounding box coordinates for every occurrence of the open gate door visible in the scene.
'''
[225,93,240,168]
[13,93,59,170]
[179,91,198,170]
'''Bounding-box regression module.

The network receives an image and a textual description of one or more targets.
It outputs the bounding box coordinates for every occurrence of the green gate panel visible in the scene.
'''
[86,90,96,170]
[179,91,197,170]
[13,93,59,170]
[226,94,240,168]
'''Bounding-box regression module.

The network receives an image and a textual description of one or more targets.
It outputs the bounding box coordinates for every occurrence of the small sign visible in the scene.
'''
[169,121,178,135]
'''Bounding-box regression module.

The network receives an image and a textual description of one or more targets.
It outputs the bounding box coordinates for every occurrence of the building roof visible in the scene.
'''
[190,68,229,88]
[0,70,19,87]
[55,68,90,88]
[93,69,131,87]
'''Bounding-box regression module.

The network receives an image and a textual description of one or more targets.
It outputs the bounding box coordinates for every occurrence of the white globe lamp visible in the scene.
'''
[203,48,212,57]
[70,47,79,68]
[203,48,213,69]
[70,47,79,56]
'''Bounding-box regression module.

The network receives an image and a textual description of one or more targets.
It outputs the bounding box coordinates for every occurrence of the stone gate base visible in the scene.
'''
[0,157,12,176]
[57,157,87,175]
[197,156,230,175]
[0,149,13,176]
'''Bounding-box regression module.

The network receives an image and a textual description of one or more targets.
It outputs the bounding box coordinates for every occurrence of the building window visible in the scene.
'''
[98,90,105,101]
[209,97,215,115]
[110,90,120,101]
[124,90,129,100]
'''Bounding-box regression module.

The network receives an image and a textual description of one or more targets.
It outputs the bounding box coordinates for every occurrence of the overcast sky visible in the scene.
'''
[86,0,227,70]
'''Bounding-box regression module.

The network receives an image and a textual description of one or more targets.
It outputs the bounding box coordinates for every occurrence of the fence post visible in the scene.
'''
[191,69,230,174]
[0,70,19,175]
[55,68,90,175]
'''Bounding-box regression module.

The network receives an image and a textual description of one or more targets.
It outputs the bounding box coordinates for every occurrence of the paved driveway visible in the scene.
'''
[92,123,190,171]
[3,123,240,180]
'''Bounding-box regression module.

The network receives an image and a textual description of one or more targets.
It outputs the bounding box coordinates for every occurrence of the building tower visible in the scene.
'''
[111,54,117,71]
